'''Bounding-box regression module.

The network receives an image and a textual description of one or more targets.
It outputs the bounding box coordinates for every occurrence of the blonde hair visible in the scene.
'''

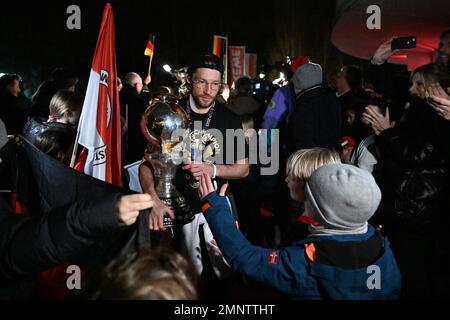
[86,248,198,300]
[411,63,450,91]
[286,148,341,181]
[48,90,83,125]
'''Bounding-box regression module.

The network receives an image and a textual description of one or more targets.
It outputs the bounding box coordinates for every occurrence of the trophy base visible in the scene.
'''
[160,195,194,228]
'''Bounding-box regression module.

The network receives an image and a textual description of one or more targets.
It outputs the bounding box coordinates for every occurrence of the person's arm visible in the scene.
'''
[197,174,306,296]
[367,38,399,97]
[183,158,249,180]
[139,75,152,101]
[0,193,153,281]
[216,158,249,179]
[373,123,441,167]
[139,159,175,231]
[354,144,378,173]
[363,106,428,165]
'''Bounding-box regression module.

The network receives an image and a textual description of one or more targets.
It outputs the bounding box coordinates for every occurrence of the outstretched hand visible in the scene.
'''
[372,38,399,65]
[363,106,395,135]
[426,83,450,120]
[198,173,228,200]
[116,194,154,226]
[149,199,175,231]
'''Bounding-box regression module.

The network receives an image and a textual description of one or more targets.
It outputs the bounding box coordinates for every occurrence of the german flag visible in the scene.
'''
[144,36,154,58]
[212,35,227,58]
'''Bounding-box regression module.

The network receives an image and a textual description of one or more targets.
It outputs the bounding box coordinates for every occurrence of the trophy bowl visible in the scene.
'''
[140,94,193,227]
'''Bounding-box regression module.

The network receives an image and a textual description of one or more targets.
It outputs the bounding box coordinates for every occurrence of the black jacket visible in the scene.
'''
[366,61,410,121]
[371,103,450,233]
[0,193,121,281]
[119,86,149,164]
[22,117,77,146]
[0,138,151,299]
[287,86,342,154]
[0,91,29,136]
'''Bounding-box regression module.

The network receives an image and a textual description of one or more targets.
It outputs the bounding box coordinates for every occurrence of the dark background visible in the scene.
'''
[0,0,357,93]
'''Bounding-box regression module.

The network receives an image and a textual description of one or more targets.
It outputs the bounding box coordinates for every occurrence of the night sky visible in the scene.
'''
[0,0,347,91]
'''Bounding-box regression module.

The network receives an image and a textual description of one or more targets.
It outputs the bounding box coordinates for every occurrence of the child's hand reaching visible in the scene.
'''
[198,173,228,200]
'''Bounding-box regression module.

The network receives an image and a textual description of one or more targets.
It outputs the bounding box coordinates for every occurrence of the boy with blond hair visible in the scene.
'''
[198,148,401,299]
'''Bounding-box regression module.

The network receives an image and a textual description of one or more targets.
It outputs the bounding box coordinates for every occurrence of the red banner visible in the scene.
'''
[229,46,246,83]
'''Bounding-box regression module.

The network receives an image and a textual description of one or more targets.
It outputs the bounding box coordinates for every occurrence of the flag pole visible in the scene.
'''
[147,34,155,76]
[70,127,81,168]
[125,103,129,156]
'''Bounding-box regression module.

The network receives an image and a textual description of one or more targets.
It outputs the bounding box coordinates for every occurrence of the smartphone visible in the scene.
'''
[391,36,416,50]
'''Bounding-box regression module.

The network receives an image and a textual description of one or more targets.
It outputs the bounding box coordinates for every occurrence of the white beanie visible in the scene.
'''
[291,62,323,92]
[303,164,381,236]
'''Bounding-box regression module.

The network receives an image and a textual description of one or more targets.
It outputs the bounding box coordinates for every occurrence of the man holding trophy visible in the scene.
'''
[139,53,249,280]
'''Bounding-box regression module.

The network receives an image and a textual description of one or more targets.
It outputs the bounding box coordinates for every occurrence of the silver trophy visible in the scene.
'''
[141,94,193,227]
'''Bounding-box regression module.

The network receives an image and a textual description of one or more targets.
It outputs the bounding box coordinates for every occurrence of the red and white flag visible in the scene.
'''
[73,3,122,187]
[229,46,246,83]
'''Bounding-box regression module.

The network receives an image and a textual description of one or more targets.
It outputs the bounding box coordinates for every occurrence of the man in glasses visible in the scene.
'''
[139,53,249,291]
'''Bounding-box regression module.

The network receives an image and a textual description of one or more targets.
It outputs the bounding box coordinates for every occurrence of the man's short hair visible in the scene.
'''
[236,77,252,95]
[286,148,341,181]
[187,53,224,76]
[0,73,21,87]
[365,97,389,112]
[123,72,142,87]
[339,65,363,90]
[51,68,78,89]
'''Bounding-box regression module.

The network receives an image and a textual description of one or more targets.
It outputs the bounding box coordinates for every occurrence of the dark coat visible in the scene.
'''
[119,86,149,164]
[0,138,151,299]
[372,103,450,233]
[0,91,28,135]
[370,103,450,298]
[287,86,342,155]
[22,117,77,146]
[0,193,121,296]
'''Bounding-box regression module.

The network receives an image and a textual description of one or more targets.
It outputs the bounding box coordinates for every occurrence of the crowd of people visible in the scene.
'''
[1,29,450,300]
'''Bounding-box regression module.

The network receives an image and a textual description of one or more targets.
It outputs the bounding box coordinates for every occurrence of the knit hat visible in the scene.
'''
[187,53,224,75]
[292,62,323,92]
[302,163,381,236]
[290,56,310,73]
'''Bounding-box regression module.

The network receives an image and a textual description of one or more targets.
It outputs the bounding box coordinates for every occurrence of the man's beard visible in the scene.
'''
[192,93,216,110]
